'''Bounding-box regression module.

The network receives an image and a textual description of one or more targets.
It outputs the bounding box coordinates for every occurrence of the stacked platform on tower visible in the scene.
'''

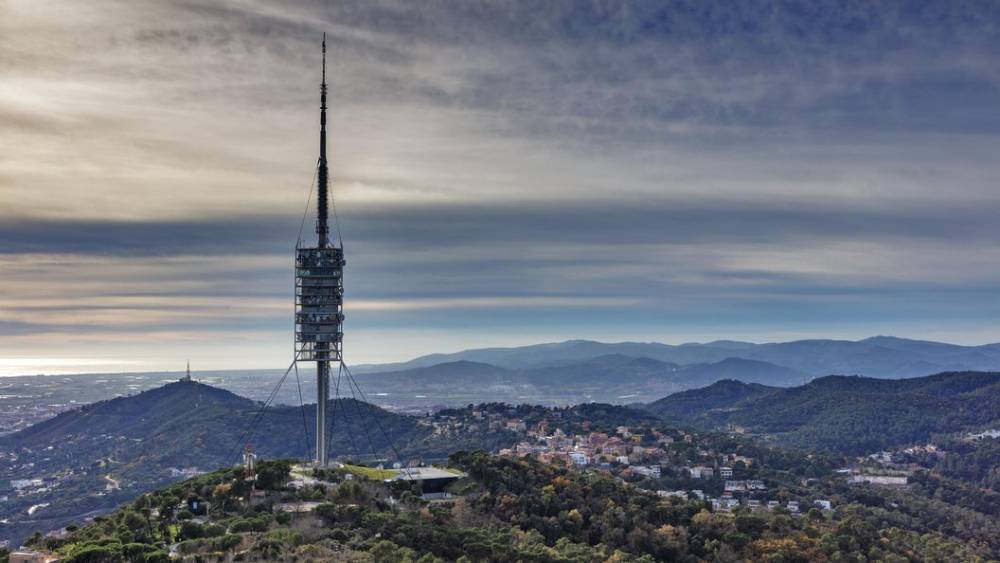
[294,246,344,362]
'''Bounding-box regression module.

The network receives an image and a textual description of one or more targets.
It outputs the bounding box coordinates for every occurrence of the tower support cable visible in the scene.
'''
[341,362,409,472]
[292,361,313,462]
[226,357,298,466]
[342,373,379,462]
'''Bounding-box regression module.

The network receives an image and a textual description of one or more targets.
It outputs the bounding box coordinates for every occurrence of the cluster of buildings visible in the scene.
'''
[167,467,206,479]
[688,465,735,479]
[496,423,674,476]
[0,403,75,438]
[965,429,1000,441]
[436,406,844,516]
[832,444,940,488]
[847,474,909,486]
[723,479,766,492]
[7,477,56,499]
[656,480,839,517]
[657,475,776,513]
[724,497,799,513]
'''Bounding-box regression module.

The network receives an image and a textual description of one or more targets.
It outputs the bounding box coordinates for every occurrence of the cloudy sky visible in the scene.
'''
[3,0,1000,375]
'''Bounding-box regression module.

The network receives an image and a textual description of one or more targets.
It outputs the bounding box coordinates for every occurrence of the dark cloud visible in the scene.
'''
[3,195,999,257]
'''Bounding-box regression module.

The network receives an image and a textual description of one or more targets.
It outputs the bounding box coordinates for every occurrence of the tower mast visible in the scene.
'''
[317,33,330,248]
[295,33,344,467]
[314,32,330,469]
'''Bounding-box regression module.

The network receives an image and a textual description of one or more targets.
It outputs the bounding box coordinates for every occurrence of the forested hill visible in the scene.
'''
[1,380,426,459]
[0,380,463,547]
[646,371,1000,454]
[5,380,255,444]
[643,379,779,420]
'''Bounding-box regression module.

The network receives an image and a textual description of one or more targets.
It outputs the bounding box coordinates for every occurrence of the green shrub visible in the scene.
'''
[264,528,303,547]
[175,539,202,555]
[178,520,204,540]
[203,523,226,537]
[229,515,270,533]
[122,543,154,560]
[210,534,243,551]
[65,544,122,563]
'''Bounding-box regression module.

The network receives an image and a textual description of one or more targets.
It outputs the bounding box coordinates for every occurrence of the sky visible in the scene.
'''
[3,0,1000,375]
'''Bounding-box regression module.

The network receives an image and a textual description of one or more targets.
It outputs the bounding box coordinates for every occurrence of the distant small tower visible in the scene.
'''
[182,360,192,382]
[243,444,257,481]
[243,444,258,499]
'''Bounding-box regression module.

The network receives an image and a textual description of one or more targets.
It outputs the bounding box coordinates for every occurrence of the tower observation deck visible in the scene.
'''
[294,34,343,467]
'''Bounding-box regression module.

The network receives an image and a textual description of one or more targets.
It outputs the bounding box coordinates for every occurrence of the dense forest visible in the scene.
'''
[12,451,996,562]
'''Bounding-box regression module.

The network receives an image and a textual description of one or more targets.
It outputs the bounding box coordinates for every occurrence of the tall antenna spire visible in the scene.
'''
[317,33,330,247]
[296,32,344,468]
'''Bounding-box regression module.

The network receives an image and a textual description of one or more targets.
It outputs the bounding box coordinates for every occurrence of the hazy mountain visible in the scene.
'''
[354,336,1000,380]
[352,340,713,371]
[354,354,799,405]
[360,360,513,389]
[647,371,1000,454]
[669,357,805,387]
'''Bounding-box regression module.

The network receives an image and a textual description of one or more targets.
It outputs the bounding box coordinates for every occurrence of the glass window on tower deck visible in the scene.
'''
[296,247,345,268]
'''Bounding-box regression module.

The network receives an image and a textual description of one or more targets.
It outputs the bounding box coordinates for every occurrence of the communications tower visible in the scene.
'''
[294,35,344,467]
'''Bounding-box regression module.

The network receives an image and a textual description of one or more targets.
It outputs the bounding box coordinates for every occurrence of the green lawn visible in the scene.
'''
[342,464,399,480]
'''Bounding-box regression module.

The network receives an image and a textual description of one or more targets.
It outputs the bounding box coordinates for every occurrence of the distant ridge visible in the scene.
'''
[353,336,1000,380]
[352,353,799,405]
[668,357,805,387]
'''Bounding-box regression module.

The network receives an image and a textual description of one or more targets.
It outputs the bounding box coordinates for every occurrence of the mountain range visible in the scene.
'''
[8,337,998,420]
[355,336,1000,379]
